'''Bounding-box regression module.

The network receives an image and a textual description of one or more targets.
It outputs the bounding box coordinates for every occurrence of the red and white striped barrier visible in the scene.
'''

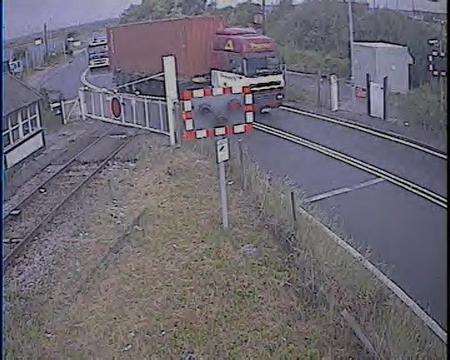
[180,86,255,141]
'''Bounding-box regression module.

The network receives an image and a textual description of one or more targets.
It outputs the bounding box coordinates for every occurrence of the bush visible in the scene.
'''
[390,84,447,136]
[279,46,348,77]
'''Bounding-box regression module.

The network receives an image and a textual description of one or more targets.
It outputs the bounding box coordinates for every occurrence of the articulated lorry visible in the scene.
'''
[107,16,285,112]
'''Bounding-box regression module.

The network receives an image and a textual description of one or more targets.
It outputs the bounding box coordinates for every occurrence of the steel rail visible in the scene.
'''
[3,137,133,269]
[2,130,112,221]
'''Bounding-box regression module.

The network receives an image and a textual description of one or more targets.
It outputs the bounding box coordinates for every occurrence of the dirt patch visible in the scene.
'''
[5,135,365,358]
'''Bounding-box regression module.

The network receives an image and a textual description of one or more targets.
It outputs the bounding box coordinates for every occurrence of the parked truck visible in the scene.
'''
[107,16,285,112]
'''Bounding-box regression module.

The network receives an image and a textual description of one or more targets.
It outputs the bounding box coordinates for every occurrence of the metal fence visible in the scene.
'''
[8,38,68,73]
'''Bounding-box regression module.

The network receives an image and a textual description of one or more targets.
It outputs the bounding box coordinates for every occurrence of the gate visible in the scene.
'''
[369,82,384,118]
[79,86,169,135]
[61,98,81,124]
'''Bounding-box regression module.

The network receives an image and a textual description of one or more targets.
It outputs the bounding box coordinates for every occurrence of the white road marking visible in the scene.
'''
[254,122,447,208]
[295,203,447,344]
[305,178,385,203]
[280,105,448,160]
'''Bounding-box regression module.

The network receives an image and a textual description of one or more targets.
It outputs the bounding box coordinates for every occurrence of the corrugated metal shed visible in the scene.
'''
[352,41,413,93]
[2,73,42,116]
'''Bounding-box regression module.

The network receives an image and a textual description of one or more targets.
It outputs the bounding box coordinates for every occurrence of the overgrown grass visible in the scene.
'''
[389,83,447,140]
[5,137,366,358]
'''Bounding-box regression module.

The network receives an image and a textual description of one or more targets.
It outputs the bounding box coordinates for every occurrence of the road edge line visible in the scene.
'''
[280,104,447,160]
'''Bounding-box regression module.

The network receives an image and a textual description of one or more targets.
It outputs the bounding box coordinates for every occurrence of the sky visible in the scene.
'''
[3,0,141,40]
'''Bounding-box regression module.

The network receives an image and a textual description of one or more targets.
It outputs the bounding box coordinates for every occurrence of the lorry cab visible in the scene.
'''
[88,35,109,69]
[211,27,285,112]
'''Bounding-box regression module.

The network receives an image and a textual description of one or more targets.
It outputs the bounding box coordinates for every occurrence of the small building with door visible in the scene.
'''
[352,42,414,94]
[3,73,45,169]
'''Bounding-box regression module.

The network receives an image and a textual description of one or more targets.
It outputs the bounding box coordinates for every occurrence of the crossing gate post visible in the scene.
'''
[78,87,87,121]
[383,76,388,120]
[366,73,371,116]
[162,55,178,146]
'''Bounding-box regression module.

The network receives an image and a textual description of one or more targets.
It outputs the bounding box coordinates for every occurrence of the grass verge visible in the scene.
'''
[5,137,367,358]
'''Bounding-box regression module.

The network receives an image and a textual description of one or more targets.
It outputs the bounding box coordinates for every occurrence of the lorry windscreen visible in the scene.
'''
[245,56,281,77]
[88,44,108,54]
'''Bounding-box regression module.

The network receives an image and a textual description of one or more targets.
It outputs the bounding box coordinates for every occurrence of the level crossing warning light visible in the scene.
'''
[180,86,255,141]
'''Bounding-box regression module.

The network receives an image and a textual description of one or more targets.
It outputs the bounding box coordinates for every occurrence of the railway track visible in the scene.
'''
[2,129,112,220]
[3,133,133,269]
[279,105,447,160]
[254,122,447,209]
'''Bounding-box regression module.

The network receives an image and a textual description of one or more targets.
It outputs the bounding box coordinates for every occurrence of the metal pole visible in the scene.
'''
[347,0,356,105]
[290,191,297,231]
[383,76,388,120]
[238,139,245,190]
[218,160,229,229]
[347,0,354,81]
[366,73,371,116]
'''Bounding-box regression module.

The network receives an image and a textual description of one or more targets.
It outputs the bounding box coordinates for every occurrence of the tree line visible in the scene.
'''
[119,0,446,87]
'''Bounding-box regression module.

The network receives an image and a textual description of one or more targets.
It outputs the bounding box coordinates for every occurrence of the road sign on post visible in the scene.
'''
[179,87,255,230]
[216,137,230,229]
[216,138,230,164]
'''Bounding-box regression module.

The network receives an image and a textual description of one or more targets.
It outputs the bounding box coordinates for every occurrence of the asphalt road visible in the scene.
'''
[247,109,447,329]
[27,49,88,100]
[33,64,447,330]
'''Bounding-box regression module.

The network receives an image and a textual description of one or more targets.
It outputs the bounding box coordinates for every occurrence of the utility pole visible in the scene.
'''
[63,34,67,63]
[43,22,49,64]
[347,0,356,105]
[262,0,266,35]
[347,0,354,81]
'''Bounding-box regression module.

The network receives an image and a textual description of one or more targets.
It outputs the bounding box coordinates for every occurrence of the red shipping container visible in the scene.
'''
[107,16,226,80]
